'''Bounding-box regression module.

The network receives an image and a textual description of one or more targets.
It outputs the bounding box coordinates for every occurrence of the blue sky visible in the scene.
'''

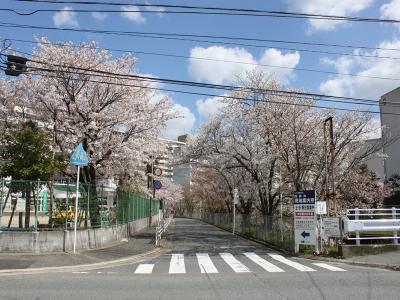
[1,0,400,138]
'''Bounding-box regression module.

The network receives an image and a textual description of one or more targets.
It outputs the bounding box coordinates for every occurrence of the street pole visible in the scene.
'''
[49,109,57,228]
[327,118,336,215]
[0,179,3,230]
[323,119,329,214]
[73,165,80,254]
[233,188,238,235]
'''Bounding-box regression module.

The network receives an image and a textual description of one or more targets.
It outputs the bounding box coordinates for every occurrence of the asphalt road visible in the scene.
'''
[1,218,399,300]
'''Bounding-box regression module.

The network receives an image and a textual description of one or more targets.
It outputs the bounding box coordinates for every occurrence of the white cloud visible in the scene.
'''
[53,6,79,28]
[163,104,196,139]
[144,1,166,17]
[92,12,108,21]
[188,46,300,85]
[196,96,228,119]
[319,39,400,99]
[259,48,300,84]
[282,0,373,32]
[380,0,400,29]
[121,5,146,24]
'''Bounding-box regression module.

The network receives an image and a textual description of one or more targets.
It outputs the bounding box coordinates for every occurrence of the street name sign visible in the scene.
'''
[294,190,316,246]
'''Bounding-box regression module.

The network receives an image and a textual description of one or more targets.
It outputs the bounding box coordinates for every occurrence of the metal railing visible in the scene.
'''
[155,215,173,246]
[343,208,400,245]
[191,212,294,252]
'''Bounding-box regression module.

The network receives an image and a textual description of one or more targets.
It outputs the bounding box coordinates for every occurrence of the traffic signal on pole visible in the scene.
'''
[4,55,27,77]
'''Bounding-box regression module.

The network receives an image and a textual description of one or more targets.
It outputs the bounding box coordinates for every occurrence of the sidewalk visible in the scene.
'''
[303,250,400,271]
[0,225,159,270]
[344,250,400,269]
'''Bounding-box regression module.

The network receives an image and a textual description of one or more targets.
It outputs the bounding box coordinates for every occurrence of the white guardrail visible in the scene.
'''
[343,208,400,245]
[155,215,173,246]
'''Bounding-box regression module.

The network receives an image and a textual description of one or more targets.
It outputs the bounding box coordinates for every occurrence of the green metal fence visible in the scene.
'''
[0,179,160,231]
[191,212,294,252]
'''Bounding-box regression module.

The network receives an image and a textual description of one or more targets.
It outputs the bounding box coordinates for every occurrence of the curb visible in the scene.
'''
[300,255,400,271]
[0,246,169,276]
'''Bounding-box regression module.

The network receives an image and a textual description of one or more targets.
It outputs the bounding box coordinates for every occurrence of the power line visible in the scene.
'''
[3,37,400,64]
[3,52,398,115]
[0,21,399,53]
[1,51,390,107]
[10,0,400,24]
[2,64,395,116]
[4,38,400,82]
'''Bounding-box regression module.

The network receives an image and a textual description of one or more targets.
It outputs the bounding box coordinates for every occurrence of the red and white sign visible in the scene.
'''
[154,168,163,176]
[294,191,316,246]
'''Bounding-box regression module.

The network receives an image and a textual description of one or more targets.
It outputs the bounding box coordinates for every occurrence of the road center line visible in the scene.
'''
[169,254,186,274]
[220,253,250,273]
[268,254,316,272]
[244,253,284,272]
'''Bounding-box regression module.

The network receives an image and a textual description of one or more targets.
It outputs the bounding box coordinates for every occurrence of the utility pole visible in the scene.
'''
[324,117,336,215]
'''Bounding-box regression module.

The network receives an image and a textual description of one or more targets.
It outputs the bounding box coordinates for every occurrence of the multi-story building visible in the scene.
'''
[156,137,190,186]
[380,87,400,180]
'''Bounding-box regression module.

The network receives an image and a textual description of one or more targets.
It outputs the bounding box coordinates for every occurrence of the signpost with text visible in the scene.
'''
[294,190,317,253]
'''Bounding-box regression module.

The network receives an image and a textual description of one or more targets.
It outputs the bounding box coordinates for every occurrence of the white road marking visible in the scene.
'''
[312,263,347,272]
[196,253,219,274]
[244,253,284,272]
[72,272,88,274]
[220,253,250,273]
[169,254,186,274]
[268,254,316,272]
[135,264,154,274]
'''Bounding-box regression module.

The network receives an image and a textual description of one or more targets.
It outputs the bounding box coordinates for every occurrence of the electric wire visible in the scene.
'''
[4,37,400,80]
[10,0,400,24]
[2,64,393,116]
[0,21,399,53]
[5,36,400,61]
[3,51,398,111]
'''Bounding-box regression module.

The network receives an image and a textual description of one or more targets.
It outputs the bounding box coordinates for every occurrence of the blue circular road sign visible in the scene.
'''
[154,180,162,190]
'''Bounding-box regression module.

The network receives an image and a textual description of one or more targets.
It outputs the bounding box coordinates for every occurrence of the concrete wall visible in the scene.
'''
[0,214,158,253]
[381,87,400,179]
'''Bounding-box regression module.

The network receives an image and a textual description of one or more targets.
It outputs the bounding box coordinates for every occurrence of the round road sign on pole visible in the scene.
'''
[154,168,163,176]
[154,180,162,190]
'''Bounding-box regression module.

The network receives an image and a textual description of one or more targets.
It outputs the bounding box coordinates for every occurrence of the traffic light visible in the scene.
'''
[4,55,27,77]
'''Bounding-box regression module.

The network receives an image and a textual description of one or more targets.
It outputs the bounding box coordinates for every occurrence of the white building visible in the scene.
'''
[156,136,191,186]
[380,87,400,179]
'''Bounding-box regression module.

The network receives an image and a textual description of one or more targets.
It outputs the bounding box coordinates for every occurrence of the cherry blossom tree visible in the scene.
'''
[19,39,173,181]
[184,69,392,216]
[3,38,176,224]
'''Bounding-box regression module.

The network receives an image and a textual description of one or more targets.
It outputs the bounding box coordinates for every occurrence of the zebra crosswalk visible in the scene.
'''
[133,252,347,275]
